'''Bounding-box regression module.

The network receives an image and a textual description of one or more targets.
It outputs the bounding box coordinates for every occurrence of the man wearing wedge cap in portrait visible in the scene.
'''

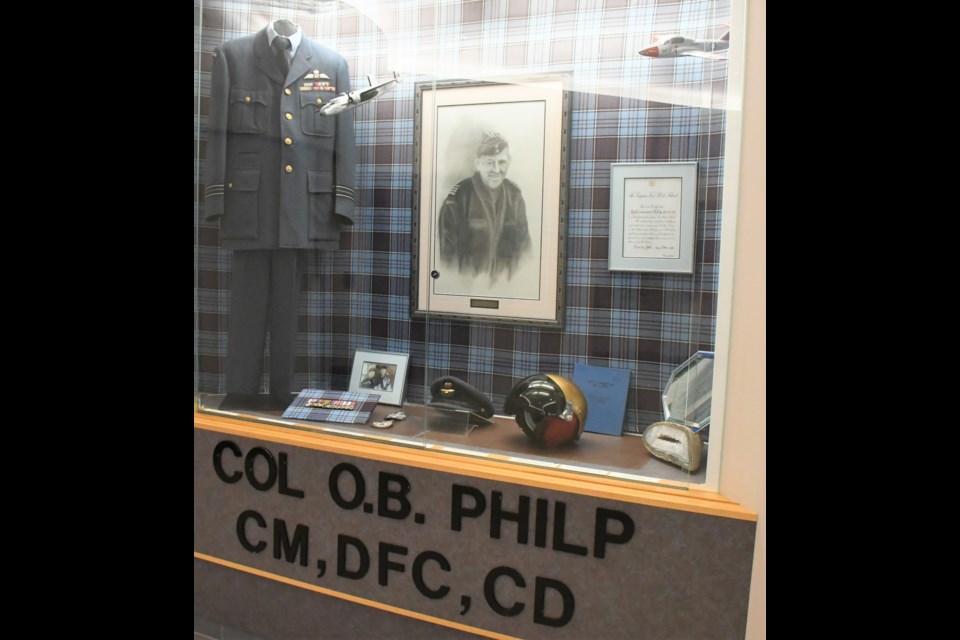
[438,131,532,283]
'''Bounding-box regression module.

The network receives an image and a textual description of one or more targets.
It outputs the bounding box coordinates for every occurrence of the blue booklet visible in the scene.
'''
[572,364,631,436]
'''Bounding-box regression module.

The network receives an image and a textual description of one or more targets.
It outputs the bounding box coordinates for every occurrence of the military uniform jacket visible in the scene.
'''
[204,27,357,250]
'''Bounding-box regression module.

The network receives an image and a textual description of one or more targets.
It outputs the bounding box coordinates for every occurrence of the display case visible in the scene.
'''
[194,0,742,490]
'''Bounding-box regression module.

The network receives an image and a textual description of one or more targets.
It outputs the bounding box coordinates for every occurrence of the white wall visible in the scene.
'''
[718,1,765,638]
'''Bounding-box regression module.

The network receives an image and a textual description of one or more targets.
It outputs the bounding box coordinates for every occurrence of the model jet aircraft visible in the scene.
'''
[319,72,400,116]
[640,30,729,60]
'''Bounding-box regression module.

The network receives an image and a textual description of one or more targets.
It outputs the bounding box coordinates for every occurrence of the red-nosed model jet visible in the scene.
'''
[640,30,729,60]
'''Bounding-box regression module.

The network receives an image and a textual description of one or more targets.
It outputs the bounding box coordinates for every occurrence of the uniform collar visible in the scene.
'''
[267,20,303,56]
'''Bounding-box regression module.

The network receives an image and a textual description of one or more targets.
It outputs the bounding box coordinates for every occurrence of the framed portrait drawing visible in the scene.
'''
[411,77,571,327]
[348,350,410,406]
[608,162,699,273]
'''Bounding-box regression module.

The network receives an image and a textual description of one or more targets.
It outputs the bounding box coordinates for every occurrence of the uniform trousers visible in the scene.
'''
[225,249,302,405]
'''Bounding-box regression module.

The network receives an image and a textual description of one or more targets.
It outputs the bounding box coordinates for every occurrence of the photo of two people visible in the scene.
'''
[358,362,396,392]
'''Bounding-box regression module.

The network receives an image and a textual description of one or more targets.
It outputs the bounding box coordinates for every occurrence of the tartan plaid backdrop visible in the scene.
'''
[194,0,731,433]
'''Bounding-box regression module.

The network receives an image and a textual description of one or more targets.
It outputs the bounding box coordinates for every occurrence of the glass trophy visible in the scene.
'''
[662,351,715,441]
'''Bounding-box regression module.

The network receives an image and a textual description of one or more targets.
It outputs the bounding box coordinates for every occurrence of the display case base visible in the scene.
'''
[197,394,706,485]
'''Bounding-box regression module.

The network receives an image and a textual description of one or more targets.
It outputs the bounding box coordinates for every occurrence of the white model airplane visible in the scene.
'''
[640,30,729,60]
[319,72,400,116]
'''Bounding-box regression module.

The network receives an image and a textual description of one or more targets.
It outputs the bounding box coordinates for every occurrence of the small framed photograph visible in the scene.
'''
[348,350,410,406]
[411,76,571,327]
[609,162,699,273]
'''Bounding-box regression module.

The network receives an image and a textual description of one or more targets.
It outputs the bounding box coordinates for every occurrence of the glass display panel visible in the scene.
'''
[195,0,741,489]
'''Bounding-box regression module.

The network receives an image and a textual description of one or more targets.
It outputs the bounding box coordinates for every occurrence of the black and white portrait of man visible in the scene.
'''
[438,130,531,281]
[432,101,545,299]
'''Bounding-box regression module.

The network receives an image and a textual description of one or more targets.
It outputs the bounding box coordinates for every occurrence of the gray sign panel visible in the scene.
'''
[195,428,755,639]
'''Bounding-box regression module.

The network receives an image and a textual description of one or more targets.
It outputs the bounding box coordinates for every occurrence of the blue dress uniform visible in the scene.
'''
[204,24,357,408]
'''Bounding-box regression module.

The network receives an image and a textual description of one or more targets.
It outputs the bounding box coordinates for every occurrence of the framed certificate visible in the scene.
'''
[609,162,698,273]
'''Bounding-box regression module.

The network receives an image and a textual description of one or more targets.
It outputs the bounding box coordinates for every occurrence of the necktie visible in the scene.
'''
[273,36,291,77]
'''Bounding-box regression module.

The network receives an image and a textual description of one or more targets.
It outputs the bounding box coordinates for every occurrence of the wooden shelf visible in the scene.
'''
[195,401,753,521]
